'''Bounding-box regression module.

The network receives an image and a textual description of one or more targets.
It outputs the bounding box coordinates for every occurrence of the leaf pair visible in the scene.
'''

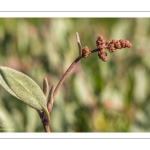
[0,66,50,122]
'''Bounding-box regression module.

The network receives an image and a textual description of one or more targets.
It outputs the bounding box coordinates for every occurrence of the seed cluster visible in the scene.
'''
[107,39,132,53]
[96,35,107,61]
[81,35,132,62]
[96,35,132,62]
[82,46,89,58]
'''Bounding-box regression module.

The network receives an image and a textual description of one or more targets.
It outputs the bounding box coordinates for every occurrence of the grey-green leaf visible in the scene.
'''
[0,66,47,112]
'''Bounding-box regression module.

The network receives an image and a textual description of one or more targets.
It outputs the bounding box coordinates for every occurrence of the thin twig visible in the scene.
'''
[41,47,106,132]
[40,48,100,132]
[87,48,99,54]
[53,56,82,98]
[43,122,50,132]
[53,48,102,98]
[38,111,50,132]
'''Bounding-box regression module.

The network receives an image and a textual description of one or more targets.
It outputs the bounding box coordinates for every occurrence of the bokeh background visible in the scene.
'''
[0,18,150,132]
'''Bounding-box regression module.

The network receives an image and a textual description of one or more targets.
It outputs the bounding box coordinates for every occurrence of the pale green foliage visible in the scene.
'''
[1,18,150,132]
[0,67,48,114]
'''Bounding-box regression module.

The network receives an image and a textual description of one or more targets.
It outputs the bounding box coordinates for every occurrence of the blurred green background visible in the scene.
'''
[0,18,150,132]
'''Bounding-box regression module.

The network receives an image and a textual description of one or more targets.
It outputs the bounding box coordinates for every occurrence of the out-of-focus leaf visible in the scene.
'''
[0,67,48,113]
[0,73,20,99]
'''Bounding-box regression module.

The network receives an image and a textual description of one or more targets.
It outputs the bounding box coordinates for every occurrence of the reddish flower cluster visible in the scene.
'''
[96,35,107,61]
[96,35,105,50]
[82,46,89,58]
[107,39,132,53]
[98,51,107,62]
[96,35,132,61]
[81,35,132,62]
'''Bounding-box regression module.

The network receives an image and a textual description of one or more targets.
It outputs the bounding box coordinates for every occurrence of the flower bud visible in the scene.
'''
[115,41,122,49]
[97,35,104,41]
[98,51,107,62]
[82,46,89,58]
[125,40,132,48]
[105,41,110,46]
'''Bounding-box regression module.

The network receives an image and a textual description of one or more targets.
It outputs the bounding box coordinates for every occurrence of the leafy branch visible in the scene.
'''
[0,32,132,132]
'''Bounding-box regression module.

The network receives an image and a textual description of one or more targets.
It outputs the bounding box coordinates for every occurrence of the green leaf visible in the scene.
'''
[0,66,48,113]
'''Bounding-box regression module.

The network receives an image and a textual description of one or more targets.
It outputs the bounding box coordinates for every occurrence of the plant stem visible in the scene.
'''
[38,112,50,132]
[53,56,82,98]
[42,56,83,132]
[38,110,50,132]
[87,48,99,54]
[43,48,102,132]
[43,123,50,132]
[53,48,101,98]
